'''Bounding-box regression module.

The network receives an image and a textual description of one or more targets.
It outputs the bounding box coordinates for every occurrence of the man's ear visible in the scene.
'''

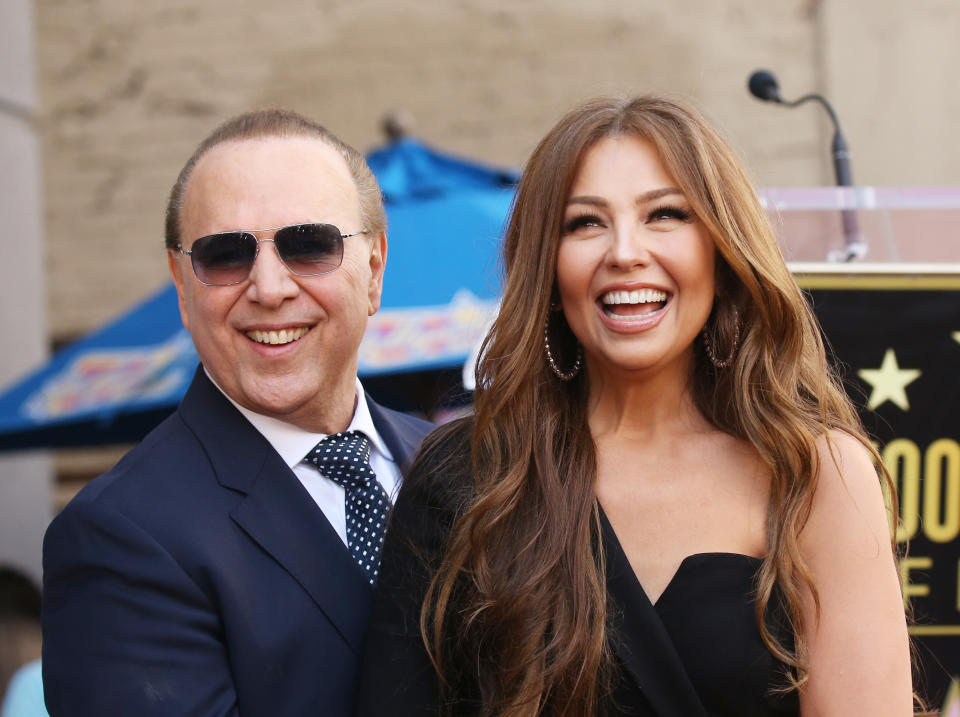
[367,230,387,316]
[168,250,191,331]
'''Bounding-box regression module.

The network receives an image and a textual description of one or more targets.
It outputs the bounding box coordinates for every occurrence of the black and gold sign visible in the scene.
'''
[801,270,960,707]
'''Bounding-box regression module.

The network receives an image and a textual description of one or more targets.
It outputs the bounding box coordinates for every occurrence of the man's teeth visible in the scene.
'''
[246,327,311,345]
[601,289,668,305]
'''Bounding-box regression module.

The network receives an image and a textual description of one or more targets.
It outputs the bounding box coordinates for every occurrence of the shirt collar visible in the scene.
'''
[204,368,393,469]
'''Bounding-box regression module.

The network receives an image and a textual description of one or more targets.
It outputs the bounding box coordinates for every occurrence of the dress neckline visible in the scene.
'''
[597,504,764,606]
[651,551,763,607]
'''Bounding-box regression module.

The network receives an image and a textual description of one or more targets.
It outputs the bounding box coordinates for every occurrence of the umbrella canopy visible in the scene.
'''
[0,137,517,451]
[362,137,516,373]
[0,284,195,450]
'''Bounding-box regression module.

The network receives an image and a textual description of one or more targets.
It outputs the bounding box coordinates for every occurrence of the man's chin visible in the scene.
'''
[238,383,312,419]
[236,376,357,433]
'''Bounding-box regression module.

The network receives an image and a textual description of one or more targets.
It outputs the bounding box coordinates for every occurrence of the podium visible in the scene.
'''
[768,187,960,707]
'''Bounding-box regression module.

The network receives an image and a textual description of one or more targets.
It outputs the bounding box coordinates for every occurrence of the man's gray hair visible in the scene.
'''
[164,108,386,249]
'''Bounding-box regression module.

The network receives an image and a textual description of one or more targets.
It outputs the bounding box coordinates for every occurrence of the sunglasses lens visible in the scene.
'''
[190,232,257,285]
[275,223,344,276]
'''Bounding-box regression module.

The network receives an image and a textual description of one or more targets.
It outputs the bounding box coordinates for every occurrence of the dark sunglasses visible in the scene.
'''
[176,223,367,286]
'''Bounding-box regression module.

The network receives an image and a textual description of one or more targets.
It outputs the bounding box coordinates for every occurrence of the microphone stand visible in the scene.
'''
[749,69,867,263]
[779,93,864,261]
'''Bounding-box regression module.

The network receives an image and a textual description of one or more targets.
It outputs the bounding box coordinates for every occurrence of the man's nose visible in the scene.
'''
[245,239,299,307]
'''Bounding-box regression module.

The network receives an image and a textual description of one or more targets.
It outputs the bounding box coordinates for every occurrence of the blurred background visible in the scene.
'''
[3,0,960,709]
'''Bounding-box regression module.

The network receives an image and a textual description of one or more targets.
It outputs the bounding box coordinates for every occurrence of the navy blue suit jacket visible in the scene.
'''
[41,368,432,716]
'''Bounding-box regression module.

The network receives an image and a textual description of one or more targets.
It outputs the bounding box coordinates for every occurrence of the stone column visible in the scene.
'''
[0,0,52,587]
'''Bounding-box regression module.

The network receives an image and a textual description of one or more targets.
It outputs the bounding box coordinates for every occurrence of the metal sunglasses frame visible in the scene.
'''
[176,222,368,286]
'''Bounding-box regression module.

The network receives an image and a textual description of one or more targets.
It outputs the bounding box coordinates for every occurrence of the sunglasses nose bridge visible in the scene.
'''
[249,236,292,275]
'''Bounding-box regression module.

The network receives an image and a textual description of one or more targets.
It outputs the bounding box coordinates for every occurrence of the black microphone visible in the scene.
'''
[748,70,782,103]
[747,69,864,261]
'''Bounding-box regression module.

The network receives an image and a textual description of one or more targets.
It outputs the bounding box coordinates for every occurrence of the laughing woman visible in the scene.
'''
[358,96,912,716]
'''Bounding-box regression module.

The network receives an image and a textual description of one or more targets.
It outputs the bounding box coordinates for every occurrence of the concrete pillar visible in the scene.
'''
[0,0,52,587]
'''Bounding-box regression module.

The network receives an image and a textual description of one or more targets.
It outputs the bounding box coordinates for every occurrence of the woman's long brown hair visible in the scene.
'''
[421,95,893,716]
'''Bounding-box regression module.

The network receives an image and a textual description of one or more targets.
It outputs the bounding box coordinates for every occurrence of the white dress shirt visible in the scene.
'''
[206,371,402,547]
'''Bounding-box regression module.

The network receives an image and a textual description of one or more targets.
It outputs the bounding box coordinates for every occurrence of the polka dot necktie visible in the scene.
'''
[307,430,390,585]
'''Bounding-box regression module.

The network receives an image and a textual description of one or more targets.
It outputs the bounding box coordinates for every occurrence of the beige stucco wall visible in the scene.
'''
[32,0,960,340]
[820,0,960,186]
[35,0,824,338]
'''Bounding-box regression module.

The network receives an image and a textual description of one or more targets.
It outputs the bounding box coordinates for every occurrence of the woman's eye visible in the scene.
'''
[563,214,604,233]
[647,205,692,223]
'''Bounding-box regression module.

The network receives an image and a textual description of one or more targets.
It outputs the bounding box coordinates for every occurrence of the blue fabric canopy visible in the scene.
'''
[0,284,195,450]
[0,138,517,450]
[369,136,517,308]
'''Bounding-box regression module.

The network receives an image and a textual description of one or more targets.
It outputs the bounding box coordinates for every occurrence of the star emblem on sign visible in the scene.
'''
[857,348,921,411]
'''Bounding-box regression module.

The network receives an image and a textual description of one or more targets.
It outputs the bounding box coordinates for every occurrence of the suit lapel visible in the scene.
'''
[178,368,371,653]
[601,509,709,717]
[230,459,371,653]
[366,395,426,472]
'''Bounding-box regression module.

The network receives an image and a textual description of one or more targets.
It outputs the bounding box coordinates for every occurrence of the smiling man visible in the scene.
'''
[41,110,432,716]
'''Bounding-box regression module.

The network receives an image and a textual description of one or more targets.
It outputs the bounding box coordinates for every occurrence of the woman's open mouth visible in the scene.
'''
[599,289,669,319]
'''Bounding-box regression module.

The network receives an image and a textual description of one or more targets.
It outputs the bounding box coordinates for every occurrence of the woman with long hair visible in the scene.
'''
[358,95,912,716]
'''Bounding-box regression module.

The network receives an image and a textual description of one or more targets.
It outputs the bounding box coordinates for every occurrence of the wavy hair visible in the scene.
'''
[422,95,892,716]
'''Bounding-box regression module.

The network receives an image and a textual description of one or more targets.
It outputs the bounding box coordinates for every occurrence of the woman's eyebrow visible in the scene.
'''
[635,187,684,204]
[566,187,684,208]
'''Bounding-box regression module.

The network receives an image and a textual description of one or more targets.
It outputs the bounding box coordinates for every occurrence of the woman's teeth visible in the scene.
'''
[246,327,311,345]
[602,288,668,305]
[601,289,668,318]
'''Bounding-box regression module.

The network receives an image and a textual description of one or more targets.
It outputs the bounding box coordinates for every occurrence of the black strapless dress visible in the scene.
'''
[601,510,800,716]
[358,424,801,716]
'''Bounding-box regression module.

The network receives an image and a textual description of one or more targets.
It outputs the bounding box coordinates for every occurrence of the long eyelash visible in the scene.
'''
[648,204,692,222]
[563,214,603,232]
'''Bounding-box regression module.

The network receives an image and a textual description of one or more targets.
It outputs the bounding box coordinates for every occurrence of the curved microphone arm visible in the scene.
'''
[748,70,864,260]
[782,93,853,188]
[782,93,840,132]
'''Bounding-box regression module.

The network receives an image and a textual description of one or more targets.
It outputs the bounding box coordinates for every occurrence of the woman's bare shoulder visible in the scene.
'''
[803,430,890,553]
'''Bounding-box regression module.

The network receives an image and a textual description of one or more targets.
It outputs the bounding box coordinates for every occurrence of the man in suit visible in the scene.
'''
[41,109,433,716]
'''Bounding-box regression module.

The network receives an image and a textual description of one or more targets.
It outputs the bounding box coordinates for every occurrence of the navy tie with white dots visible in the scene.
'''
[307,431,390,585]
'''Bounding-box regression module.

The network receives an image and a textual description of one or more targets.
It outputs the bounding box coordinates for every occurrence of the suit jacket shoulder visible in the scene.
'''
[365,395,433,474]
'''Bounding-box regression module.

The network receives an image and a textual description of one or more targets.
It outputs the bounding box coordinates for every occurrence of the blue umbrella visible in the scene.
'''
[361,137,516,374]
[0,284,196,450]
[0,138,517,450]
